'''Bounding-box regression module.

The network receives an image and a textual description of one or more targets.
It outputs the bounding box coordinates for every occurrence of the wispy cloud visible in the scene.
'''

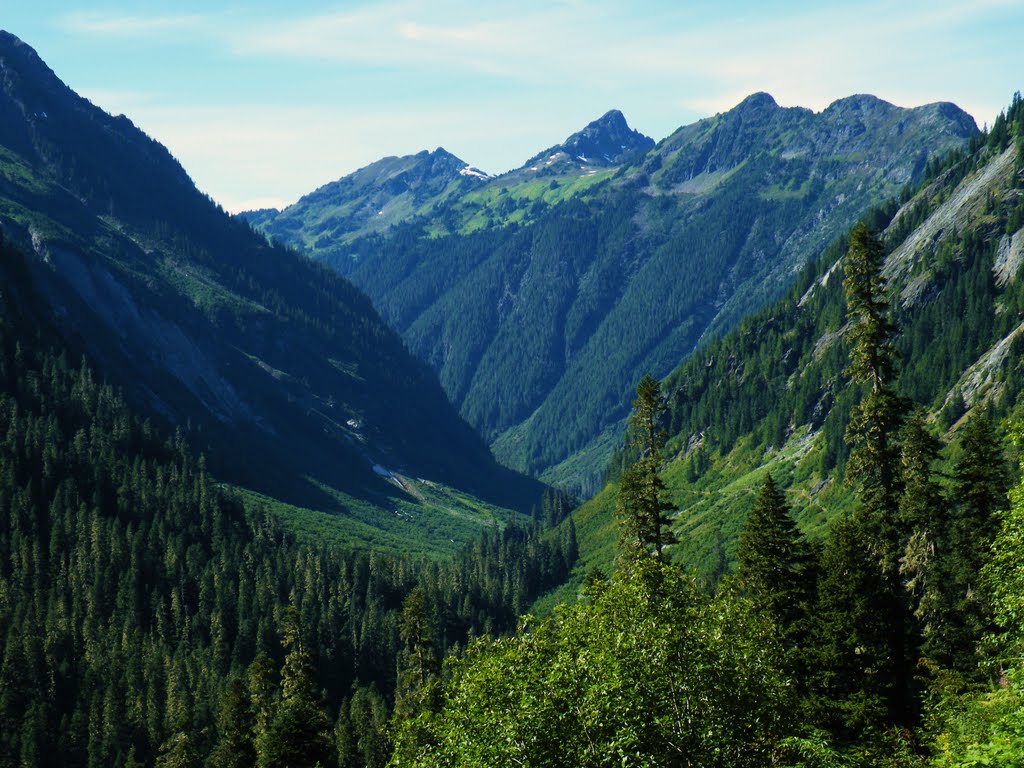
[49,0,1023,210]
[59,12,208,37]
[227,1,622,81]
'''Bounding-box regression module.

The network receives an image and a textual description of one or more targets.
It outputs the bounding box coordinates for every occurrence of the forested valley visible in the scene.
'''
[2,24,1024,768]
[390,94,1024,766]
[0,231,578,766]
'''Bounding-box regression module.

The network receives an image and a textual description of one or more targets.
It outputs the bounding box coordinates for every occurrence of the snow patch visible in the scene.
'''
[459,165,491,180]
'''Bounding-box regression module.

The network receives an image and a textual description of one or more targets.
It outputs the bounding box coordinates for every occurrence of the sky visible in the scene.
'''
[4,1,1024,213]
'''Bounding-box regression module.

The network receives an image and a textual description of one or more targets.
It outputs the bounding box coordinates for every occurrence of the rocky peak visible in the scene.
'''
[520,109,654,172]
[824,93,896,118]
[734,92,779,115]
[561,109,654,165]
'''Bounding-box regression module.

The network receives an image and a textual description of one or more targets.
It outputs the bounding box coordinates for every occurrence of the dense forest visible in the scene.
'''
[0,233,578,767]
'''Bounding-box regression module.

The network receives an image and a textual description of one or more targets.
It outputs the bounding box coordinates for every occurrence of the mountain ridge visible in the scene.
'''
[0,31,541,538]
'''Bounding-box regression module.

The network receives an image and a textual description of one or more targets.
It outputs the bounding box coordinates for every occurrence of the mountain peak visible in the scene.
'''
[554,109,654,166]
[734,92,779,113]
[824,93,895,115]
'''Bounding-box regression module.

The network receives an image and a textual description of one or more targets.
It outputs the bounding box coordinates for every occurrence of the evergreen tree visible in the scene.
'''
[256,612,334,768]
[615,374,677,564]
[209,679,256,768]
[931,412,1009,672]
[952,413,1007,567]
[394,587,440,723]
[842,223,907,573]
[736,473,814,642]
[811,516,898,738]
[897,412,945,636]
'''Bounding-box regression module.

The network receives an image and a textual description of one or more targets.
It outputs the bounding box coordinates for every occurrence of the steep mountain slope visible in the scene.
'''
[253,94,977,492]
[0,228,577,765]
[571,95,1024,580]
[0,31,540,538]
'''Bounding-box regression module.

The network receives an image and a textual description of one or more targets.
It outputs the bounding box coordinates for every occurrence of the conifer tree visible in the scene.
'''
[897,412,945,632]
[394,587,440,723]
[930,412,1009,672]
[842,223,907,574]
[615,374,677,564]
[812,516,898,738]
[256,611,334,768]
[737,473,813,640]
[209,679,257,768]
[952,413,1007,565]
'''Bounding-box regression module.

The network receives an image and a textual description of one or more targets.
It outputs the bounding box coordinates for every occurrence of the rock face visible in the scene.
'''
[563,109,655,164]
[0,32,540,513]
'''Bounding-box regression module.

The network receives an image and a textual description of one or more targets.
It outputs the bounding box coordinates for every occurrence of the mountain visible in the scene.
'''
[249,94,978,492]
[517,108,656,174]
[0,30,540,545]
[570,94,1024,580]
[243,147,490,247]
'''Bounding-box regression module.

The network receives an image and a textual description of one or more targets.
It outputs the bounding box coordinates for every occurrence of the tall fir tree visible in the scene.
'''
[931,412,1009,673]
[256,611,335,768]
[736,473,814,642]
[952,413,1008,569]
[842,223,907,574]
[393,586,440,724]
[208,679,257,768]
[839,224,918,730]
[897,412,945,636]
[811,515,899,739]
[615,374,677,565]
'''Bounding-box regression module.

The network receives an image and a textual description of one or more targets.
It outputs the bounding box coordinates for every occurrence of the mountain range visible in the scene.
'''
[245,92,979,492]
[2,25,1023,768]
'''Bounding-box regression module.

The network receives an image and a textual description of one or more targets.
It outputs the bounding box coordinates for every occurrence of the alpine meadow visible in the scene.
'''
[2,7,1024,768]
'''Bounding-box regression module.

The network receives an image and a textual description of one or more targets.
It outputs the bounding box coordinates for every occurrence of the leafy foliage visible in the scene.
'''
[392,562,793,767]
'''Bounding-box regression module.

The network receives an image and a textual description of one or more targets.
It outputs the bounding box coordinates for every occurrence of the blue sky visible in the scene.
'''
[5,1,1024,212]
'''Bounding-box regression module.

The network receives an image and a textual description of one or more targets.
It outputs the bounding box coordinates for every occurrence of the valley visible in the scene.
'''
[247,93,978,492]
[1,21,1024,768]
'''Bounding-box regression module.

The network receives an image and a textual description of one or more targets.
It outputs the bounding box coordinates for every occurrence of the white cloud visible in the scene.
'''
[59,12,207,37]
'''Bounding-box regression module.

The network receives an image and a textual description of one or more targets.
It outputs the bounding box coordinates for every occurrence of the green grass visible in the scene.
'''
[0,146,48,195]
[232,471,529,558]
[572,424,854,584]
